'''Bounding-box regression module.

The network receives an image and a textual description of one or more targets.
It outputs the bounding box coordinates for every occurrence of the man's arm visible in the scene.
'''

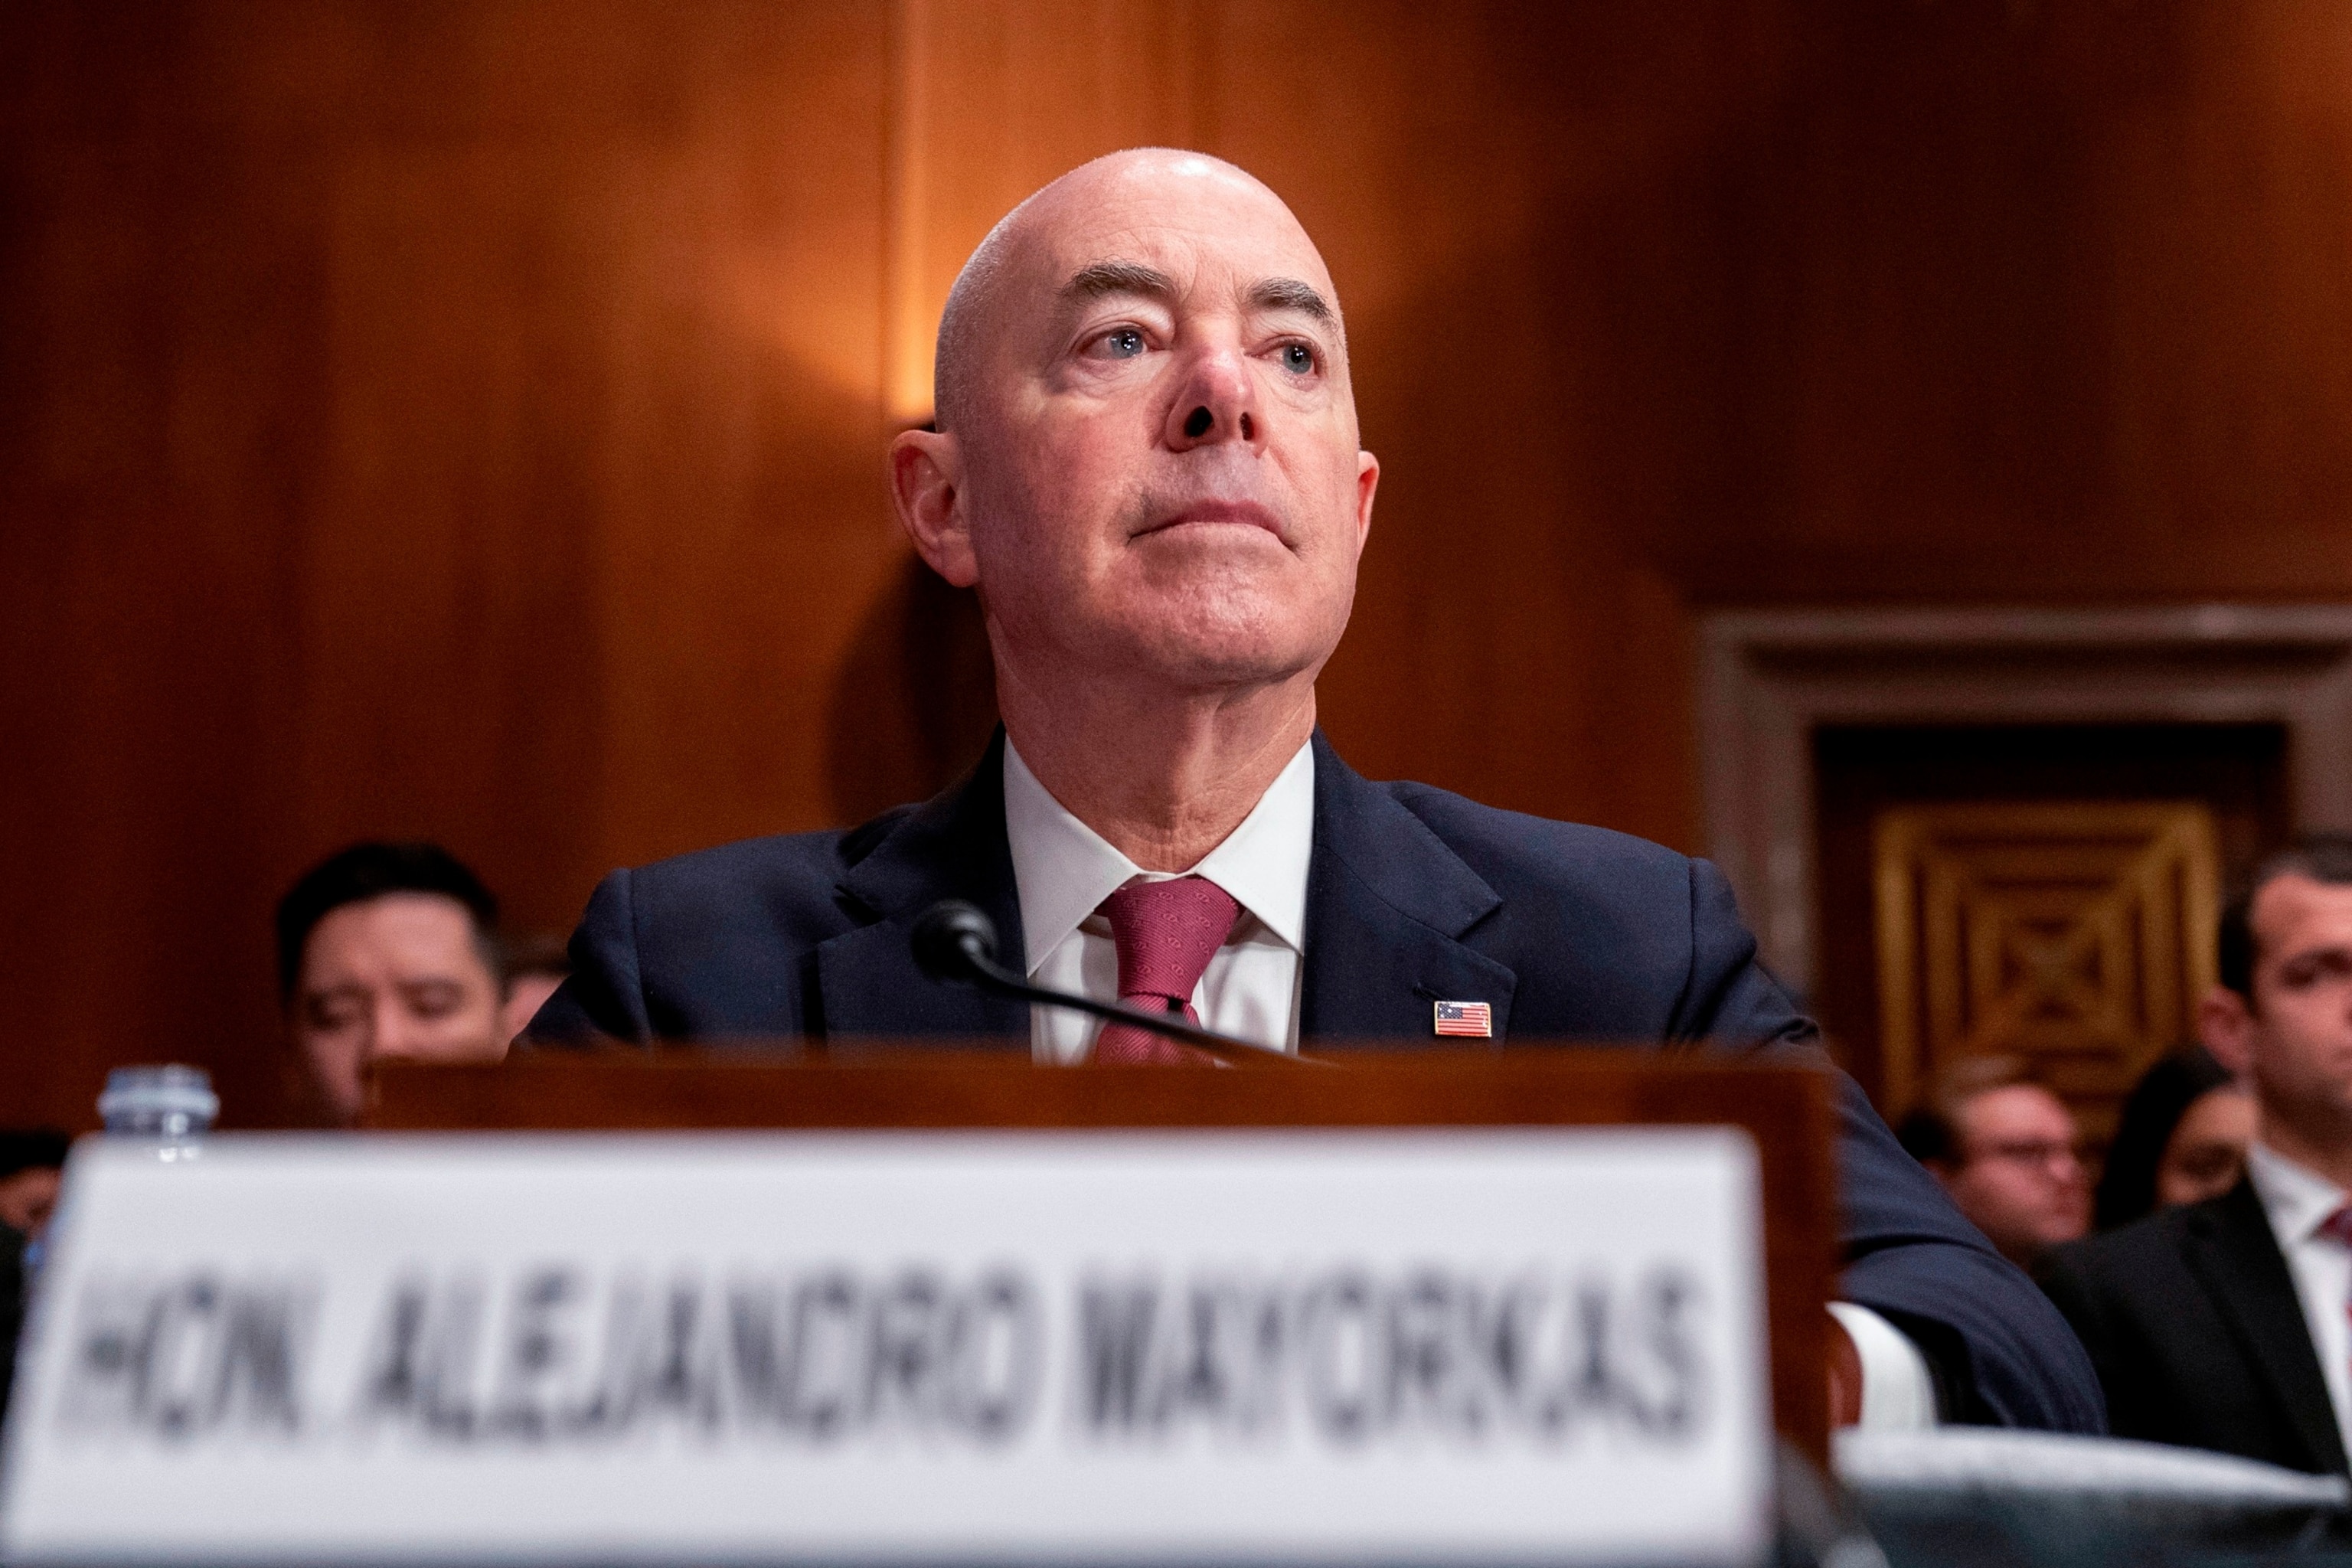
[521,867,652,1045]
[1681,857,2108,1434]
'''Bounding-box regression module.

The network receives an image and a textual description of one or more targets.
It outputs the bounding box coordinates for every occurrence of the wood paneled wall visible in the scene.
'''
[8,2,2352,1126]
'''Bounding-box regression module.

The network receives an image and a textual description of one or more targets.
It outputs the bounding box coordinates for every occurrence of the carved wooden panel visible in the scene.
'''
[1873,802,2220,1141]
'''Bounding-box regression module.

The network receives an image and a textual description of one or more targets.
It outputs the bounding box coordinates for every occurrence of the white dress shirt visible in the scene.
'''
[2246,1140,2352,1458]
[998,731,1935,1423]
[1002,737,1312,1063]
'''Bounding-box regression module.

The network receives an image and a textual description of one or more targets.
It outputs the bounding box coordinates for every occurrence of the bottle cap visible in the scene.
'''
[97,1064,220,1134]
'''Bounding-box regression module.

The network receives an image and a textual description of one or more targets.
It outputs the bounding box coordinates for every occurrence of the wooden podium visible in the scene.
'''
[370,1047,1837,1459]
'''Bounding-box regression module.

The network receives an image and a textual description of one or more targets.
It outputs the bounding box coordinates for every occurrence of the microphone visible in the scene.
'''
[910,900,1302,1067]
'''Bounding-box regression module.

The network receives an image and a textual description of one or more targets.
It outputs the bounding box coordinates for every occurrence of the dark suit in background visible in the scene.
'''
[2040,1179,2344,1473]
[531,730,2107,1434]
[0,1223,22,1423]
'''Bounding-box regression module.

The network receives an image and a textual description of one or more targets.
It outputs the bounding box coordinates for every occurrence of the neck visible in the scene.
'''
[998,665,1318,872]
[2258,1101,2352,1192]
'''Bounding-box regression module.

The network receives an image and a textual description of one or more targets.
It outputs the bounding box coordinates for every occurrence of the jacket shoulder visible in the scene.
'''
[534,805,923,1044]
[1378,779,1696,894]
[1360,775,1791,1045]
[623,805,916,910]
[590,808,923,989]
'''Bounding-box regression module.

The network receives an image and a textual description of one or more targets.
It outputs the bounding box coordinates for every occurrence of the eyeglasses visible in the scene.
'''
[1968,1139,2083,1172]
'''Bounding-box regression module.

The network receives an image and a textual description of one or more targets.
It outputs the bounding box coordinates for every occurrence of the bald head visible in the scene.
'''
[932,149,1346,436]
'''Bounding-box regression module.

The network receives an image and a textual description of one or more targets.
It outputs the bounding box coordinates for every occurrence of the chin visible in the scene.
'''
[1136,633,1317,691]
[1118,571,1348,673]
[1127,606,1338,690]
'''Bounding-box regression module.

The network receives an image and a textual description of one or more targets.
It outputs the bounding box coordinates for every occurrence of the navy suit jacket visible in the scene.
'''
[531,730,2105,1433]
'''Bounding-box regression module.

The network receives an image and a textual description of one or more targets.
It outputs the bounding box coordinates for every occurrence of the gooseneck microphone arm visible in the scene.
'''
[910,900,1302,1067]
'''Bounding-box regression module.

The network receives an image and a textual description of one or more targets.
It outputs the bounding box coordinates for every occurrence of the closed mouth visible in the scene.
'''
[1135,501,1285,541]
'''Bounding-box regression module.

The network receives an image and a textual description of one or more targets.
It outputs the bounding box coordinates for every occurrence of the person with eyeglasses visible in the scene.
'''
[1896,1056,2092,1271]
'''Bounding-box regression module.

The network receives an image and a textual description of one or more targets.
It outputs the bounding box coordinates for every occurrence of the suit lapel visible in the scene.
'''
[1298,733,1517,1050]
[814,730,1028,1049]
[822,730,1517,1051]
[2184,1180,2348,1474]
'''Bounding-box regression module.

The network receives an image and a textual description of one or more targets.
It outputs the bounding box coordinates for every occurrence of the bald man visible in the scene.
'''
[529,151,2102,1433]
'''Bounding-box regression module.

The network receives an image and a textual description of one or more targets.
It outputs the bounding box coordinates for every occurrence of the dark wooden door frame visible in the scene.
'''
[1698,606,2352,1004]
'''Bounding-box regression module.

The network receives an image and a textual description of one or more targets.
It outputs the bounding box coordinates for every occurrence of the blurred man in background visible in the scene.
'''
[2043,837,2352,1474]
[0,1129,69,1243]
[276,842,509,1125]
[0,1128,69,1418]
[1898,1057,2091,1270]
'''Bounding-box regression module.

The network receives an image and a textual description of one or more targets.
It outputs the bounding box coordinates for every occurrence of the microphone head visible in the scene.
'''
[911,900,998,985]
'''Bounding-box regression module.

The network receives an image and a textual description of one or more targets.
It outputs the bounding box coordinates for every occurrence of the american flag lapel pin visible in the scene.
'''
[1433,1000,1493,1039]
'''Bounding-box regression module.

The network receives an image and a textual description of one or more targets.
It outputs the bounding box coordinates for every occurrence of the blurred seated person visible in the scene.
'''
[277,842,508,1125]
[2043,836,2352,1474]
[0,1129,69,1246]
[1897,1057,2090,1270]
[500,933,572,1045]
[0,1128,68,1418]
[2094,1046,2253,1230]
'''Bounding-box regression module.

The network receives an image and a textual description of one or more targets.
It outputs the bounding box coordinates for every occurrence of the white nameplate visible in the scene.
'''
[2,1129,1769,1566]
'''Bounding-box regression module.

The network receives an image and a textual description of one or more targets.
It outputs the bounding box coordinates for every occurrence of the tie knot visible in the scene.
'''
[2322,1206,2352,1248]
[1100,876,1242,1013]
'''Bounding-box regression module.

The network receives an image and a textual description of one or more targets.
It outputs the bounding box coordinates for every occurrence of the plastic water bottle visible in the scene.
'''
[96,1064,218,1162]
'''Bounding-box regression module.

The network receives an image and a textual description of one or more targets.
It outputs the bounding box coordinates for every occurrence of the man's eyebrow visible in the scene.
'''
[1248,276,1334,324]
[1061,260,1178,302]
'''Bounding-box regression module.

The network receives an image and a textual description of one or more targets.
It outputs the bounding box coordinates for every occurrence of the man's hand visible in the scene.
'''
[1828,1315,1864,1426]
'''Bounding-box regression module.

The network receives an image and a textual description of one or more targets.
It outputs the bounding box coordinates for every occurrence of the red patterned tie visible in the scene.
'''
[1089,876,1242,1066]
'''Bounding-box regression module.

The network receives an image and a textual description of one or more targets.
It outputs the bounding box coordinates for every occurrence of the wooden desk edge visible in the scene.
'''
[369,1047,1836,1461]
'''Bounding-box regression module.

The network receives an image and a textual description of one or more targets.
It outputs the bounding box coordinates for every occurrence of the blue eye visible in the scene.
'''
[1280,341,1315,374]
[1100,328,1145,358]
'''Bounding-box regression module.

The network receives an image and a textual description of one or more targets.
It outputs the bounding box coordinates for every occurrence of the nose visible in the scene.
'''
[369,995,429,1063]
[1163,344,1264,453]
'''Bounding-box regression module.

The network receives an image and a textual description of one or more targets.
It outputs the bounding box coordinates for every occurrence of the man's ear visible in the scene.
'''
[1354,449,1379,546]
[890,427,979,587]
[2198,983,2257,1077]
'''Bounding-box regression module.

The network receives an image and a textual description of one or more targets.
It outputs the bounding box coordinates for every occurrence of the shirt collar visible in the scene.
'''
[1001,737,1316,976]
[2247,1138,2348,1245]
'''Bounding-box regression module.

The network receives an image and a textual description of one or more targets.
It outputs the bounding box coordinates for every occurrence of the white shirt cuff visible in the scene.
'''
[1828,1301,1938,1430]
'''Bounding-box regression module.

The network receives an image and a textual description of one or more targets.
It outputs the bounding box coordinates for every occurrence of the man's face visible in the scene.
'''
[916,155,1377,703]
[2203,874,2352,1145]
[1931,1084,2090,1267]
[290,893,505,1125]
